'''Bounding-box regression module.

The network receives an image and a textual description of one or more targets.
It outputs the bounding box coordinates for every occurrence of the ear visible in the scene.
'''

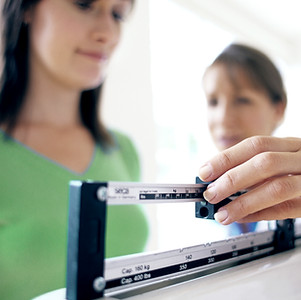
[23,7,34,25]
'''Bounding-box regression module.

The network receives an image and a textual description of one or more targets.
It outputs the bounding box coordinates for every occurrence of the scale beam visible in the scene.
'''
[66,180,296,300]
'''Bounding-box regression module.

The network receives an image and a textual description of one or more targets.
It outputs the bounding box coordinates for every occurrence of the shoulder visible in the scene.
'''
[110,130,137,153]
[0,129,15,148]
[109,129,141,181]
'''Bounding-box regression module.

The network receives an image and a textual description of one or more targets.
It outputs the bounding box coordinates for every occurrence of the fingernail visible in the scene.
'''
[214,209,228,224]
[203,184,216,202]
[199,164,212,181]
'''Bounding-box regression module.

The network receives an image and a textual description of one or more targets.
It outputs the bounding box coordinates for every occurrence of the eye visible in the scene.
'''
[111,2,132,22]
[207,98,218,107]
[236,97,252,105]
[112,11,125,22]
[75,0,93,11]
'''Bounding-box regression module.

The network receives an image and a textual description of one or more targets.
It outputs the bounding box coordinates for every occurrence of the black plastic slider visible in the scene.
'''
[195,177,245,220]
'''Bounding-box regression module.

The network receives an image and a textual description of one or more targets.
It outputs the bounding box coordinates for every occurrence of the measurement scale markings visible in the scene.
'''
[105,242,274,289]
[106,183,207,204]
[139,192,203,200]
[105,232,274,279]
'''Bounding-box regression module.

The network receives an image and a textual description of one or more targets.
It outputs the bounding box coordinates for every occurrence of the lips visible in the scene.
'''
[77,49,108,62]
[218,136,242,149]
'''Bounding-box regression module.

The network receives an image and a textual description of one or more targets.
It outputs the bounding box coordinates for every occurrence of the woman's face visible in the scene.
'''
[203,64,285,151]
[26,0,132,90]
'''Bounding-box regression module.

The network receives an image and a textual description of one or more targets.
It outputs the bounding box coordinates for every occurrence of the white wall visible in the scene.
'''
[101,1,159,250]
[103,0,301,186]
[102,0,157,182]
[101,0,301,252]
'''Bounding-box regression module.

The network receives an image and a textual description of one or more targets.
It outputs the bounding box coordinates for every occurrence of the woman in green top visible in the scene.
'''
[0,0,148,299]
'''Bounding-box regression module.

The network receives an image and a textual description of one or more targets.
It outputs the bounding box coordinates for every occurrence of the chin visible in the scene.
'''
[78,71,106,90]
[80,78,105,91]
[83,82,102,91]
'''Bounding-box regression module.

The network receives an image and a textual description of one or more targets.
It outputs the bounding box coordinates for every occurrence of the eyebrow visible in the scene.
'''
[87,0,133,6]
[119,0,133,4]
[82,0,97,4]
[117,0,134,11]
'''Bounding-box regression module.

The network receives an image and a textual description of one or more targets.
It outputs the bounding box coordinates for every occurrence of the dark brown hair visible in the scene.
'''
[206,43,287,106]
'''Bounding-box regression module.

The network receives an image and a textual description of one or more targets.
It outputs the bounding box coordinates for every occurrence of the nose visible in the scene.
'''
[221,102,234,124]
[91,12,120,46]
[213,100,237,128]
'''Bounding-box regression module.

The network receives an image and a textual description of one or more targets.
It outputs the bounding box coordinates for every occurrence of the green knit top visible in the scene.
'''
[0,129,149,300]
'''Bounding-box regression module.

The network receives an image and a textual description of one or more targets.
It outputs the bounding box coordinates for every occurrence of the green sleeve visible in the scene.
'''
[111,130,141,181]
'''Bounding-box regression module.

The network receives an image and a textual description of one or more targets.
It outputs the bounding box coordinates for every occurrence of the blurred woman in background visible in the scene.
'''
[202,43,286,234]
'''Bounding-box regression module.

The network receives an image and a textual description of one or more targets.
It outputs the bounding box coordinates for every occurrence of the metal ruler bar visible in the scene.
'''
[99,180,244,220]
[98,182,208,205]
[104,230,274,296]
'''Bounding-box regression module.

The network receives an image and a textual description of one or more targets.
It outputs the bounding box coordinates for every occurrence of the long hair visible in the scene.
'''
[207,43,287,106]
[0,0,113,147]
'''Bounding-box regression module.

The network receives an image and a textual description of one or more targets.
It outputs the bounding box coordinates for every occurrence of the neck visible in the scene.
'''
[22,85,81,128]
[20,68,83,129]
